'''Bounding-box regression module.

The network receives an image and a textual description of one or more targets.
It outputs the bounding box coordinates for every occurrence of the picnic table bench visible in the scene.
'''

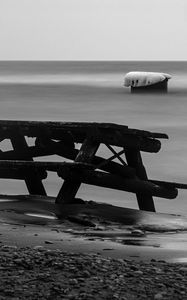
[0,120,186,212]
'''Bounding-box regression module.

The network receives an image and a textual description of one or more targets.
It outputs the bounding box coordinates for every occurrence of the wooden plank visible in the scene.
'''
[75,138,100,162]
[0,160,179,199]
[56,180,81,205]
[0,160,92,171]
[56,138,100,204]
[125,128,168,139]
[0,169,30,180]
[0,160,135,180]
[0,146,55,160]
[149,179,187,190]
[58,168,178,199]
[0,120,168,138]
[0,143,136,178]
[0,140,75,160]
[2,160,187,191]
[35,131,75,149]
[0,120,163,152]
[10,130,47,196]
[125,149,156,212]
[0,167,47,180]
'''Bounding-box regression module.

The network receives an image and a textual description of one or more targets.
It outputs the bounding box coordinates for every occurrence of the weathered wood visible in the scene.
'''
[94,157,135,178]
[0,146,54,160]
[0,120,179,212]
[0,159,180,199]
[0,167,47,180]
[0,160,92,171]
[127,128,168,139]
[125,149,156,211]
[35,131,75,149]
[150,179,187,190]
[0,120,168,138]
[0,144,136,178]
[122,136,161,153]
[10,130,47,196]
[0,169,31,180]
[0,120,164,152]
[58,168,178,199]
[75,138,100,163]
[0,140,75,160]
[56,138,100,204]
[105,145,127,166]
[2,159,187,192]
[56,180,81,204]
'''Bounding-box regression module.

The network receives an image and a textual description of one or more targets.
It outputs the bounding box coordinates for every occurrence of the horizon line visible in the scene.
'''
[0,59,187,62]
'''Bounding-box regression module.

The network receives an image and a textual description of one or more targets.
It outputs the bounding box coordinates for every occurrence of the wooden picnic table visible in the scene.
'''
[0,120,185,212]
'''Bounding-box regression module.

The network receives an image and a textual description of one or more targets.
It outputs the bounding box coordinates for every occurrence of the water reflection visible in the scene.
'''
[121,239,160,248]
[169,257,187,263]
[0,199,18,202]
[25,213,57,220]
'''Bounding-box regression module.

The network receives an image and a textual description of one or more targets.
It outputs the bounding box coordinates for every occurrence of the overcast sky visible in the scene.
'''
[0,0,187,60]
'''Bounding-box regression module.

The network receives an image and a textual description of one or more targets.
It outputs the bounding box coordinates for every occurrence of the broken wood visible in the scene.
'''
[125,149,155,211]
[0,120,185,213]
[10,129,46,196]
[57,168,178,200]
[0,160,178,200]
[0,142,136,178]
[0,120,162,152]
[56,137,100,204]
[149,179,187,190]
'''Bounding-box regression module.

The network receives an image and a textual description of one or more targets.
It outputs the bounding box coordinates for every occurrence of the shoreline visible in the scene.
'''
[1,194,187,264]
[1,241,187,299]
[1,219,187,264]
[1,195,187,298]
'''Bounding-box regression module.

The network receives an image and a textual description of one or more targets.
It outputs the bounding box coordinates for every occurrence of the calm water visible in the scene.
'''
[0,61,187,215]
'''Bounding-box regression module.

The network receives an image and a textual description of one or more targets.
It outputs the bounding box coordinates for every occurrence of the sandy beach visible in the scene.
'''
[1,194,187,299]
[1,245,187,300]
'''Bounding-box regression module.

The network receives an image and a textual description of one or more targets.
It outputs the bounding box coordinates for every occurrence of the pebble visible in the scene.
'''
[116,258,127,265]
[153,267,163,274]
[82,270,91,277]
[0,245,187,299]
[179,267,187,273]
[102,248,114,251]
[131,229,145,236]
[33,245,44,250]
[69,278,78,285]
[134,270,143,275]
[14,258,23,264]
[44,240,54,244]
[2,245,17,250]
[154,293,163,299]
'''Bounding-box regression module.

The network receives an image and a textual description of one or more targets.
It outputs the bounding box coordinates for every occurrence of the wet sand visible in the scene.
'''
[1,194,187,263]
[0,195,187,300]
[1,195,187,299]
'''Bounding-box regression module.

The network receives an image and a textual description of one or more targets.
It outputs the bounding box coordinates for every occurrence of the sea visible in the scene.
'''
[0,60,187,216]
